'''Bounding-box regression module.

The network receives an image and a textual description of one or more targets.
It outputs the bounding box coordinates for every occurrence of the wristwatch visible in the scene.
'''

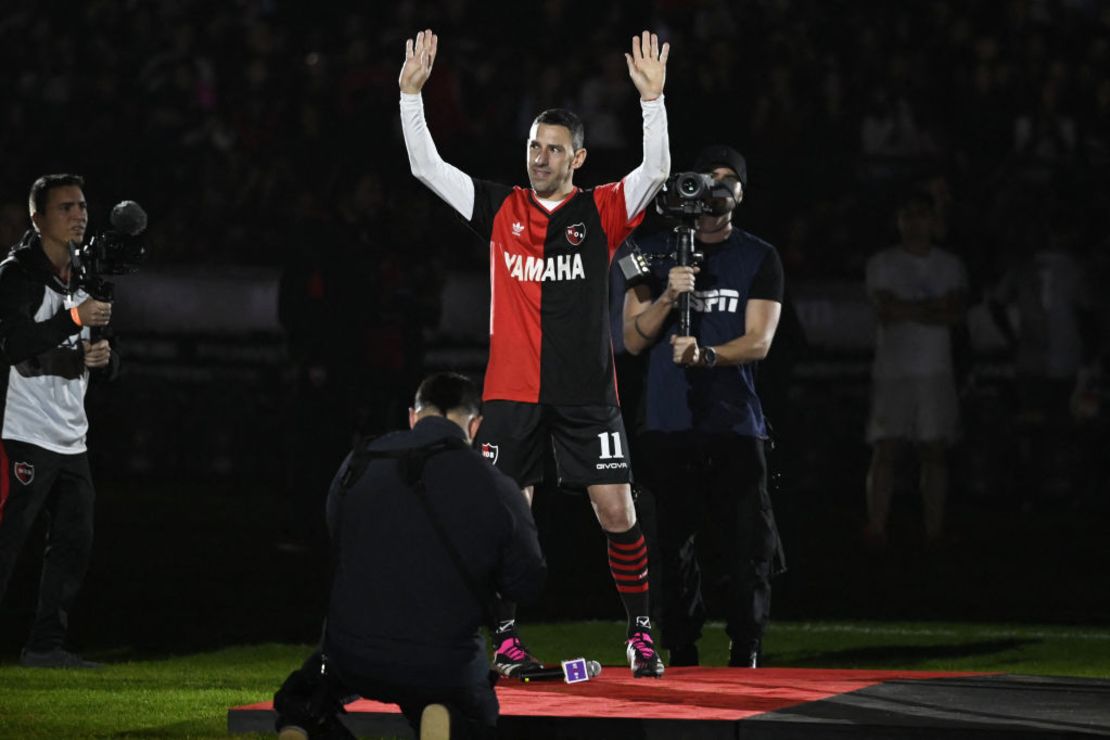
[701,345,718,368]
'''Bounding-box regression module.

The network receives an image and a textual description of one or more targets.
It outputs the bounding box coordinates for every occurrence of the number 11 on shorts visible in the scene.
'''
[598,431,624,459]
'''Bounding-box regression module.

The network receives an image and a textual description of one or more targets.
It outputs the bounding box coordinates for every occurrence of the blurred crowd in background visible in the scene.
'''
[2,0,1109,272]
[1,0,1108,518]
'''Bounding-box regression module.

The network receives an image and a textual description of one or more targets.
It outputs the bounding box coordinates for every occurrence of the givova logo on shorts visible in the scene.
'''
[596,432,629,470]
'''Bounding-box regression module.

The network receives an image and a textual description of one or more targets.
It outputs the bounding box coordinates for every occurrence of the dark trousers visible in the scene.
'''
[0,440,95,651]
[276,651,498,740]
[338,668,499,740]
[637,432,783,651]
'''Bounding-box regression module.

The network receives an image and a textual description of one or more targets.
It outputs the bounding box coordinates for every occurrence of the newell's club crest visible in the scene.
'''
[14,462,34,485]
[481,443,499,465]
[565,222,585,246]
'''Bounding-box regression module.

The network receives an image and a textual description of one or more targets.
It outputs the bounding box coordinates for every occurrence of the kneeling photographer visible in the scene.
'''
[0,174,124,668]
[620,146,786,668]
[275,372,546,740]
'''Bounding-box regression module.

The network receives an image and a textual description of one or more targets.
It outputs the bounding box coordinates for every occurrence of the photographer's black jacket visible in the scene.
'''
[0,231,117,453]
[324,415,546,687]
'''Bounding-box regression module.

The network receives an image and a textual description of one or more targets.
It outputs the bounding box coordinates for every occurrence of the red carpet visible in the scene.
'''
[225,666,1110,739]
[236,666,979,721]
[480,666,984,719]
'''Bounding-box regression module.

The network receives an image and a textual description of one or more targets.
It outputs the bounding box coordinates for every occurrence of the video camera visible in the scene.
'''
[614,173,738,338]
[654,171,737,220]
[69,200,149,302]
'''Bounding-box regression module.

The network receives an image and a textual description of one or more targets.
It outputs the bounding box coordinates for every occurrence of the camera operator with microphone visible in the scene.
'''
[622,146,786,669]
[0,174,117,669]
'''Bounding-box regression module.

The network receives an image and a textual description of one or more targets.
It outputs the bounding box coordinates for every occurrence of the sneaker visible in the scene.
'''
[728,639,761,668]
[626,632,664,677]
[668,643,699,667]
[420,703,450,740]
[493,633,542,678]
[19,648,103,669]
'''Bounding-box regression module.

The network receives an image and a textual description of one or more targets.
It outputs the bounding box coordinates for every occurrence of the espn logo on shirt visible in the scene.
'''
[480,443,499,465]
[596,432,629,471]
[690,288,741,313]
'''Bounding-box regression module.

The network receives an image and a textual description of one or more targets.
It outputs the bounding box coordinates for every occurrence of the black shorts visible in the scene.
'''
[475,401,632,490]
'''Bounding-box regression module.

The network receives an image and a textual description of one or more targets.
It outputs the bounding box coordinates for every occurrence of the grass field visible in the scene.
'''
[1,460,1107,738]
[1,619,1108,739]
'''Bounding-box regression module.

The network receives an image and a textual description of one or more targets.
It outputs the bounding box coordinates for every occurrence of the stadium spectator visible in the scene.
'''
[864,188,968,548]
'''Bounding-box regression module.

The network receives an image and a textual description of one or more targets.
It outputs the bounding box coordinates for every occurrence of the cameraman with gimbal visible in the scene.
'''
[0,174,117,668]
[622,146,785,668]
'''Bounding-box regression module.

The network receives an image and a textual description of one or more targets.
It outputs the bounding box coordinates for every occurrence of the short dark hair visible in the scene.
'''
[29,173,84,216]
[532,109,584,151]
[413,372,481,418]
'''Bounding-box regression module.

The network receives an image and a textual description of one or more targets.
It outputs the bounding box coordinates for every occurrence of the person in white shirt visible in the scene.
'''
[864,189,967,548]
[989,220,1099,508]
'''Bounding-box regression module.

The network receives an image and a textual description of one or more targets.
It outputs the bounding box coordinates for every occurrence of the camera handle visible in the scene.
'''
[89,321,117,344]
[86,279,115,303]
[674,222,698,336]
[84,279,116,343]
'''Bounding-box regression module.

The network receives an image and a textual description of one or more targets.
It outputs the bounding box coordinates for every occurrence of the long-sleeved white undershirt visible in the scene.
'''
[400,92,670,220]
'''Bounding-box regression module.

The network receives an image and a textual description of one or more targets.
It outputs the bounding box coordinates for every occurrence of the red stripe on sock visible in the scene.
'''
[609,557,648,573]
[608,537,645,552]
[607,546,647,563]
[616,582,650,594]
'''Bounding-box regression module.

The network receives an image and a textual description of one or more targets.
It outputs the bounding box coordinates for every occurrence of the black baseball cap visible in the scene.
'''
[692,145,748,191]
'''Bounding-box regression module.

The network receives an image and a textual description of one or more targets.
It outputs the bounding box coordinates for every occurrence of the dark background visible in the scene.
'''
[1,0,1108,656]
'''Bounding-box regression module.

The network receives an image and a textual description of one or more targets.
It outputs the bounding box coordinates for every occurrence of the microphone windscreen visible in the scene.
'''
[586,660,602,678]
[110,201,148,236]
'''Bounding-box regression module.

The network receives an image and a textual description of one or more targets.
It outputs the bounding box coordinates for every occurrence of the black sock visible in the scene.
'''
[494,600,517,635]
[605,523,651,635]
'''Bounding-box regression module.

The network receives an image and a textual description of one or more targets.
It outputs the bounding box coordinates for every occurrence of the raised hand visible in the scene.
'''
[399,28,438,94]
[624,30,670,101]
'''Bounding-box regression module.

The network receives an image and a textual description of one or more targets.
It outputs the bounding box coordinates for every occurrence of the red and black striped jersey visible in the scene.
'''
[468,178,644,405]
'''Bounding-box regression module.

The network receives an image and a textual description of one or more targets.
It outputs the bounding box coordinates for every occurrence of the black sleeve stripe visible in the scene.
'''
[468,178,514,236]
[0,262,77,364]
